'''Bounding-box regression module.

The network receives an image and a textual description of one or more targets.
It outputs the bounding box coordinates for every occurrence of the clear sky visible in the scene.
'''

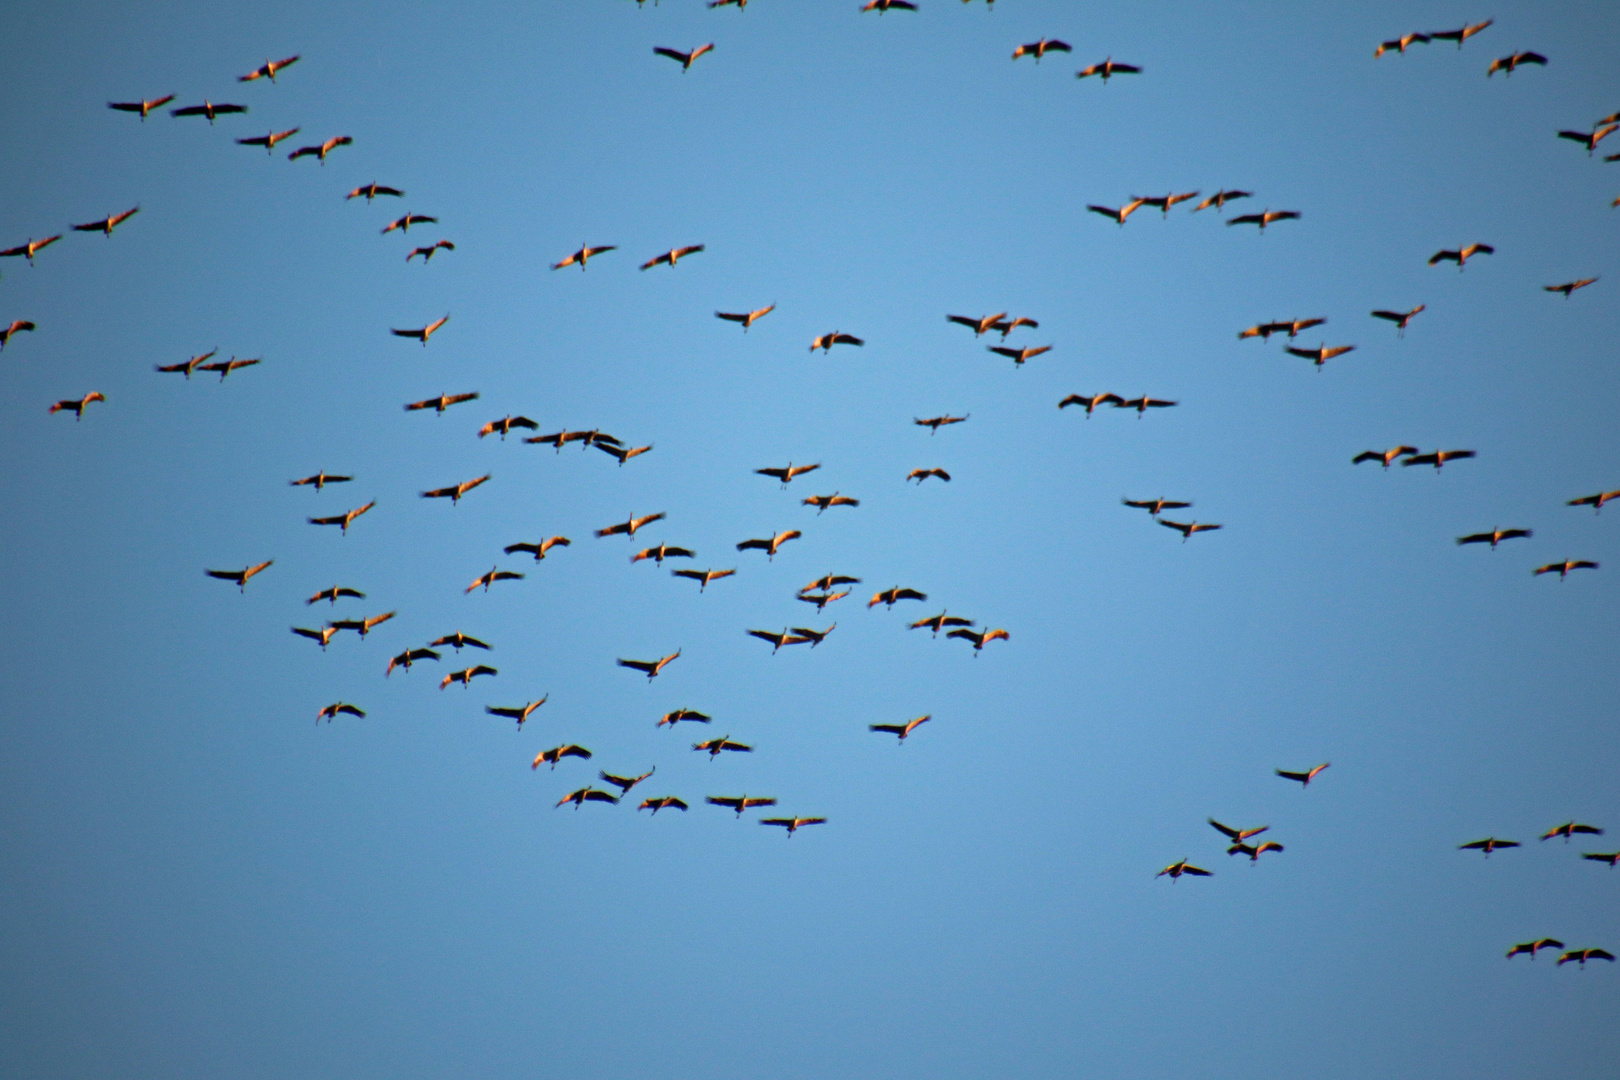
[1,2,1616,1078]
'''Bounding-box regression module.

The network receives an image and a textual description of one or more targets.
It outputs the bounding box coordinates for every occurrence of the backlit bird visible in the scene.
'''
[803,493,859,514]
[466,566,524,593]
[1194,189,1254,213]
[736,530,801,559]
[207,561,273,592]
[486,698,547,728]
[654,44,715,70]
[385,648,440,675]
[551,244,616,270]
[237,127,300,153]
[1276,762,1329,787]
[617,651,681,680]
[1157,860,1212,880]
[1135,191,1201,216]
[346,183,404,201]
[1402,449,1475,470]
[1076,57,1140,82]
[1568,490,1620,514]
[329,611,395,638]
[405,391,479,414]
[556,787,618,808]
[170,101,248,123]
[1429,244,1494,269]
[791,624,835,647]
[407,240,455,262]
[479,415,539,440]
[504,536,570,561]
[1506,939,1564,960]
[1087,200,1146,225]
[797,589,849,611]
[156,349,217,377]
[1352,446,1419,468]
[597,442,654,466]
[706,795,776,816]
[1542,822,1603,843]
[1375,33,1430,56]
[910,611,973,636]
[1556,124,1617,155]
[291,626,339,650]
[947,313,1007,336]
[948,627,1009,653]
[1115,395,1177,415]
[306,586,364,605]
[288,135,352,163]
[1013,39,1071,62]
[1209,819,1269,845]
[1242,317,1326,340]
[1284,343,1356,368]
[290,472,352,491]
[240,55,300,82]
[811,331,864,353]
[989,344,1052,366]
[639,796,689,813]
[1060,393,1125,416]
[716,305,775,330]
[870,586,927,608]
[1431,19,1493,48]
[48,392,106,419]
[1486,51,1546,77]
[392,315,449,344]
[694,736,753,758]
[672,568,735,591]
[72,207,140,237]
[198,356,260,382]
[640,244,704,270]
[441,665,497,690]
[1370,305,1426,334]
[632,543,695,565]
[533,744,592,770]
[907,468,951,484]
[1159,519,1221,541]
[749,628,809,653]
[1123,497,1191,516]
[308,500,375,534]
[802,574,861,595]
[1556,948,1615,967]
[1582,852,1620,867]
[757,462,821,486]
[421,474,490,504]
[596,512,666,539]
[659,708,710,728]
[108,95,175,119]
[861,0,917,11]
[0,320,37,350]
[600,767,656,797]
[381,213,437,235]
[429,632,491,651]
[762,816,827,835]
[1456,528,1531,549]
[525,428,620,452]
[317,702,364,722]
[990,316,1039,338]
[915,414,968,433]
[1228,209,1300,231]
[0,236,62,263]
[1228,841,1285,862]
[1459,837,1519,857]
[870,715,931,742]
[1545,277,1597,298]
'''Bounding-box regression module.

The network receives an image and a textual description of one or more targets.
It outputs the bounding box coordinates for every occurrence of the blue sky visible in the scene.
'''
[1,2,1616,1077]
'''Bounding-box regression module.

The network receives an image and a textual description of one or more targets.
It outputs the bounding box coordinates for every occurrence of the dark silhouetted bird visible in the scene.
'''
[1087,200,1146,225]
[382,213,437,235]
[640,796,689,813]
[533,744,592,770]
[1556,948,1614,967]
[441,665,497,690]
[1283,342,1356,368]
[290,471,352,491]
[557,787,618,808]
[317,702,364,722]
[1371,305,1425,334]
[288,135,352,163]
[1459,837,1520,857]
[1375,33,1430,56]
[1193,189,1252,212]
[716,305,775,330]
[49,392,106,419]
[1,236,62,263]
[108,95,175,119]
[466,566,524,593]
[1014,39,1070,62]
[1582,852,1620,867]
[392,314,449,345]
[0,320,37,350]
[757,462,821,485]
[907,468,951,484]
[240,55,300,81]
[1429,244,1494,269]
[804,493,859,514]
[1210,819,1268,844]
[197,356,259,382]
[672,568,735,591]
[407,240,455,262]
[654,43,714,70]
[1060,392,1124,416]
[1568,490,1620,514]
[1545,277,1597,298]
[1430,19,1492,48]
[694,736,753,758]
[291,626,339,650]
[596,512,665,539]
[600,767,656,797]
[948,313,1007,336]
[386,648,440,676]
[640,244,704,270]
[421,474,490,504]
[870,587,926,608]
[915,414,968,433]
[72,207,140,237]
[237,127,299,153]
[1556,124,1617,155]
[429,632,491,652]
[1228,841,1285,862]
[802,574,861,595]
[1353,446,1418,468]
[346,183,404,201]
[1123,497,1191,516]
[1486,51,1546,77]
[551,244,616,270]
[791,624,835,647]
[1157,860,1212,880]
[948,627,1009,652]
[479,415,539,440]
[596,442,654,466]
[706,794,776,816]
[1228,210,1299,231]
[1542,822,1603,843]
[170,101,247,123]
[1115,396,1176,415]
[749,628,809,653]
[910,611,972,636]
[632,543,695,565]
[1506,939,1564,960]
[486,698,547,728]
[811,331,864,353]
[870,715,931,742]
[406,391,479,414]
[736,530,801,559]
[618,651,681,680]
[207,561,273,591]
[989,344,1052,366]
[1403,449,1475,470]
[1457,528,1531,549]
[306,585,364,605]
[1159,519,1221,540]
[1276,762,1329,787]
[308,500,375,534]
[505,536,570,561]
[762,816,826,835]
[1076,57,1140,82]
[659,708,710,728]
[328,611,395,638]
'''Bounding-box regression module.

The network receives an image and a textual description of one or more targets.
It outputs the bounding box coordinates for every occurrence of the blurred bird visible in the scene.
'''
[803,493,859,514]
[240,55,300,81]
[1087,200,1146,225]
[288,135,352,162]
[1352,446,1418,468]
[716,305,775,331]
[1429,243,1494,269]
[206,561,273,592]
[533,744,592,770]
[290,471,352,491]
[1568,490,1620,513]
[237,127,299,153]
[1284,342,1356,368]
[392,314,450,344]
[1076,57,1140,82]
[1157,860,1211,880]
[632,543,695,565]
[0,320,37,350]
[48,392,106,419]
[385,648,440,675]
[1228,209,1300,231]
[640,244,704,270]
[659,708,711,728]
[798,591,848,610]
[757,462,821,486]
[1486,50,1546,77]
[761,816,826,835]
[1456,528,1531,549]
[1545,277,1597,298]
[479,415,539,440]
[72,207,140,237]
[504,536,570,561]
[948,627,1009,653]
[1535,560,1600,579]
[308,500,375,534]
[1209,820,1269,844]
[596,442,654,466]
[486,698,547,728]
[0,236,62,263]
[736,530,801,559]
[654,44,714,70]
[870,715,931,742]
[948,313,1007,336]
[1159,519,1221,541]
[694,736,753,758]
[1060,393,1125,416]
[1506,939,1564,960]
[991,316,1039,338]
[1430,19,1493,48]
[1123,497,1191,516]
[429,632,491,652]
[1228,841,1285,862]
[1014,38,1072,62]
[1556,948,1614,967]
[170,101,247,123]
[407,240,455,262]
[198,356,260,382]
[706,795,775,816]
[672,568,735,591]
[639,796,689,813]
[910,611,972,636]
[811,331,864,353]
[1135,190,1201,216]
[156,349,217,377]
[306,586,364,605]
[466,566,524,593]
[291,626,339,650]
[600,768,656,798]
[1582,852,1620,867]
[617,651,681,680]
[551,244,616,270]
[1276,762,1329,787]
[802,574,861,595]
[1402,449,1475,470]
[557,788,618,808]
[108,95,175,119]
[1370,305,1425,334]
[381,213,437,235]
[1375,33,1430,56]
[791,624,835,647]
[989,344,1052,366]
[346,183,404,201]
[1557,124,1617,155]
[1459,837,1519,857]
[1193,189,1252,212]
[1115,395,1177,415]
[907,468,951,484]
[915,414,968,433]
[1542,822,1603,843]
[861,0,917,11]
[317,703,364,722]
[870,586,927,608]
[597,512,666,539]
[328,611,395,638]
[405,391,479,414]
[748,628,809,653]
[421,474,490,504]
[441,665,497,690]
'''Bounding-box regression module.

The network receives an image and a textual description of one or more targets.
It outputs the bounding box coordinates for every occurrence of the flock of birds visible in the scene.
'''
[9,9,1614,967]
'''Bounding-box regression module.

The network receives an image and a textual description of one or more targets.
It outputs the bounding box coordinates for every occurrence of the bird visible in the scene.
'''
[761,816,827,835]
[1506,939,1564,960]
[1431,19,1493,48]
[909,611,973,636]
[1567,490,1620,514]
[716,305,775,331]
[1582,852,1620,867]
[990,316,1040,338]
[421,475,490,504]
[1239,317,1326,340]
[1193,189,1253,212]
[328,611,395,638]
[600,768,656,797]
[1276,762,1330,787]
[206,561,273,592]
[1135,191,1201,216]
[237,127,300,153]
[596,443,654,466]
[1228,210,1300,231]
[947,313,1008,337]
[1157,860,1212,880]
[797,591,849,613]
[1402,449,1475,470]
[551,244,616,270]
[801,493,859,517]
[1545,277,1598,298]
[407,240,455,263]
[290,471,352,491]
[1115,396,1177,415]
[914,414,968,433]
[1370,305,1425,335]
[694,736,753,758]
[907,468,951,484]
[810,331,864,353]
[1557,124,1618,155]
[429,632,491,652]
[197,356,260,382]
[654,44,714,70]
[345,183,405,201]
[466,567,524,594]
[306,586,364,605]
[107,95,176,119]
[639,796,689,814]
[291,626,339,650]
[869,587,927,608]
[748,628,810,653]
[1487,50,1547,77]
[48,393,106,420]
[1428,244,1494,269]
[672,568,736,592]
[0,320,37,350]
[1535,559,1600,579]
[288,135,353,163]
[1209,819,1269,845]
[632,543,695,565]
[317,703,365,723]
[1159,519,1222,541]
[385,648,441,676]
[756,462,822,486]
[486,698,547,728]
[947,627,1009,653]
[1375,33,1430,56]
[1123,497,1191,517]
[1556,948,1615,967]
[556,787,618,809]
[479,415,539,440]
[504,536,570,561]
[1013,39,1072,62]
[240,55,300,82]
[532,744,592,770]
[1542,822,1604,843]
[381,213,437,235]
[658,708,710,728]
[1456,528,1531,549]
[1087,200,1146,226]
[1076,58,1141,82]
[441,665,497,690]
[989,344,1052,366]
[706,795,776,817]
[791,624,835,647]
[392,315,450,346]
[72,207,140,237]
[1459,837,1520,857]
[1228,841,1285,862]
[308,501,375,534]
[525,428,618,452]
[1060,393,1125,416]
[861,0,917,11]
[596,512,666,539]
[870,715,931,742]
[0,236,62,263]
[802,574,861,595]
[736,530,801,560]
[170,101,247,123]
[640,244,704,270]
[155,349,218,378]
[405,391,479,414]
[617,651,681,680]
[1284,343,1356,368]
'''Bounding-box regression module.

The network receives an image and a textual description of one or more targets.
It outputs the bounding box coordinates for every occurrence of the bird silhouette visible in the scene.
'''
[658,708,711,728]
[1209,819,1269,844]
[505,536,571,561]
[640,244,704,270]
[1486,50,1546,77]
[306,586,364,605]
[1582,852,1620,867]
[1370,305,1425,335]
[654,44,714,70]
[1276,762,1330,787]
[1456,528,1531,549]
[421,474,490,504]
[811,331,864,353]
[308,500,375,535]
[1402,449,1475,470]
[1506,939,1564,960]
[1134,190,1201,216]
[947,627,1008,653]
[0,320,38,350]
[287,135,352,163]
[1568,490,1620,514]
[551,244,616,270]
[479,415,539,440]
[72,207,140,237]
[1159,519,1222,541]
[1556,948,1614,967]
[170,101,247,123]
[803,493,859,514]
[407,240,455,263]
[870,715,931,742]
[108,95,175,119]
[486,698,547,728]
[989,344,1052,366]
[802,574,861,595]
[1542,822,1603,843]
[1375,33,1430,56]
[317,702,364,723]
[1014,38,1072,62]
[382,213,437,235]
[556,787,618,809]
[1227,210,1300,231]
[600,767,656,797]
[706,795,776,816]
[870,587,927,608]
[197,356,260,382]
[240,55,300,81]
[749,628,810,653]
[532,744,591,770]
[1536,559,1600,577]
[391,315,450,345]
[990,316,1039,338]
[289,472,352,492]
[441,665,497,690]
[617,651,681,680]
[48,392,107,419]
[909,611,973,636]
[596,512,666,539]
[1284,343,1355,368]
[1087,200,1146,225]
[1228,841,1285,862]
[756,462,821,486]
[1430,19,1493,48]
[1545,277,1597,298]
[672,568,735,591]
[237,127,300,153]
[328,611,395,638]
[1556,124,1617,155]
[761,816,827,835]
[429,632,491,652]
[694,736,753,758]
[385,648,441,676]
[596,442,654,466]
[0,236,62,263]
[1459,837,1519,857]
[291,626,339,650]
[639,796,689,813]
[1060,393,1125,416]
[1115,396,1177,415]
[466,566,524,593]
[907,468,951,484]
[632,543,695,565]
[1076,57,1141,82]
[1193,189,1252,212]
[405,392,479,414]
[948,313,1007,336]
[861,0,917,11]
[346,183,404,201]
[1428,244,1494,269]
[736,530,801,559]
[1123,497,1191,516]
[716,305,775,330]
[791,624,835,647]
[914,414,969,433]
[206,561,273,592]
[1157,860,1212,880]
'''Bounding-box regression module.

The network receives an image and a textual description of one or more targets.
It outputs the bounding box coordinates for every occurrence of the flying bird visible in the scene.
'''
[600,768,656,797]
[287,135,352,163]
[861,0,917,11]
[639,796,689,814]
[1159,519,1222,541]
[429,632,491,652]
[735,530,801,559]
[989,344,1052,366]
[1535,559,1599,579]
[907,468,951,484]
[1430,19,1493,48]
[170,101,247,123]
[421,474,490,504]
[0,236,62,263]
[1115,396,1177,415]
[479,415,538,440]
[1013,39,1071,62]
[346,183,404,201]
[672,568,735,591]
[757,462,821,486]
[748,628,810,653]
[551,244,616,270]
[206,560,273,592]
[1228,841,1285,862]
[405,391,479,414]
[948,313,1007,337]
[381,213,437,234]
[1568,490,1620,513]
[1375,33,1430,56]
[1429,244,1494,269]
[1557,124,1617,155]
[291,626,339,650]
[706,795,775,816]
[1402,449,1475,470]
[1582,852,1620,867]
[1370,305,1426,334]
[803,493,859,514]
[198,356,260,382]
[526,428,621,452]
[1060,392,1125,416]
[1239,318,1325,340]
[1506,939,1564,960]
[596,442,654,466]
[990,316,1039,338]
[308,500,375,534]
[1487,51,1547,77]
[72,207,140,237]
[385,648,440,675]
[0,320,37,350]
[617,650,681,680]
[556,788,618,809]
[237,127,300,153]
[640,244,704,270]
[1228,209,1300,231]
[810,331,863,353]
[1456,528,1531,549]
[317,703,365,723]
[798,590,849,611]
[107,95,175,119]
[240,55,300,82]
[870,715,931,742]
[761,816,826,835]
[328,611,395,638]
[694,736,753,758]
[155,349,218,378]
[306,585,364,605]
[658,708,710,728]
[1076,58,1141,82]
[791,624,835,647]
[947,627,1009,652]
[632,543,696,565]
[1209,819,1269,844]
[1123,497,1191,516]
[1284,343,1356,368]
[290,471,352,491]
[1135,190,1201,216]
[441,665,497,690]
[596,512,666,539]
[869,586,926,608]
[1156,860,1212,880]
[485,698,547,728]
[1459,837,1519,856]
[1193,189,1252,212]
[1087,200,1146,225]
[654,44,714,70]
[533,744,592,770]
[391,315,449,344]
[716,305,775,331]
[407,240,455,262]
[1352,446,1419,468]
[802,574,861,595]
[504,536,570,561]
[466,566,524,593]
[1556,948,1615,967]
[909,611,972,636]
[915,414,968,433]
[1545,277,1597,298]
[48,392,106,419]
[1542,822,1603,843]
[1276,762,1330,787]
